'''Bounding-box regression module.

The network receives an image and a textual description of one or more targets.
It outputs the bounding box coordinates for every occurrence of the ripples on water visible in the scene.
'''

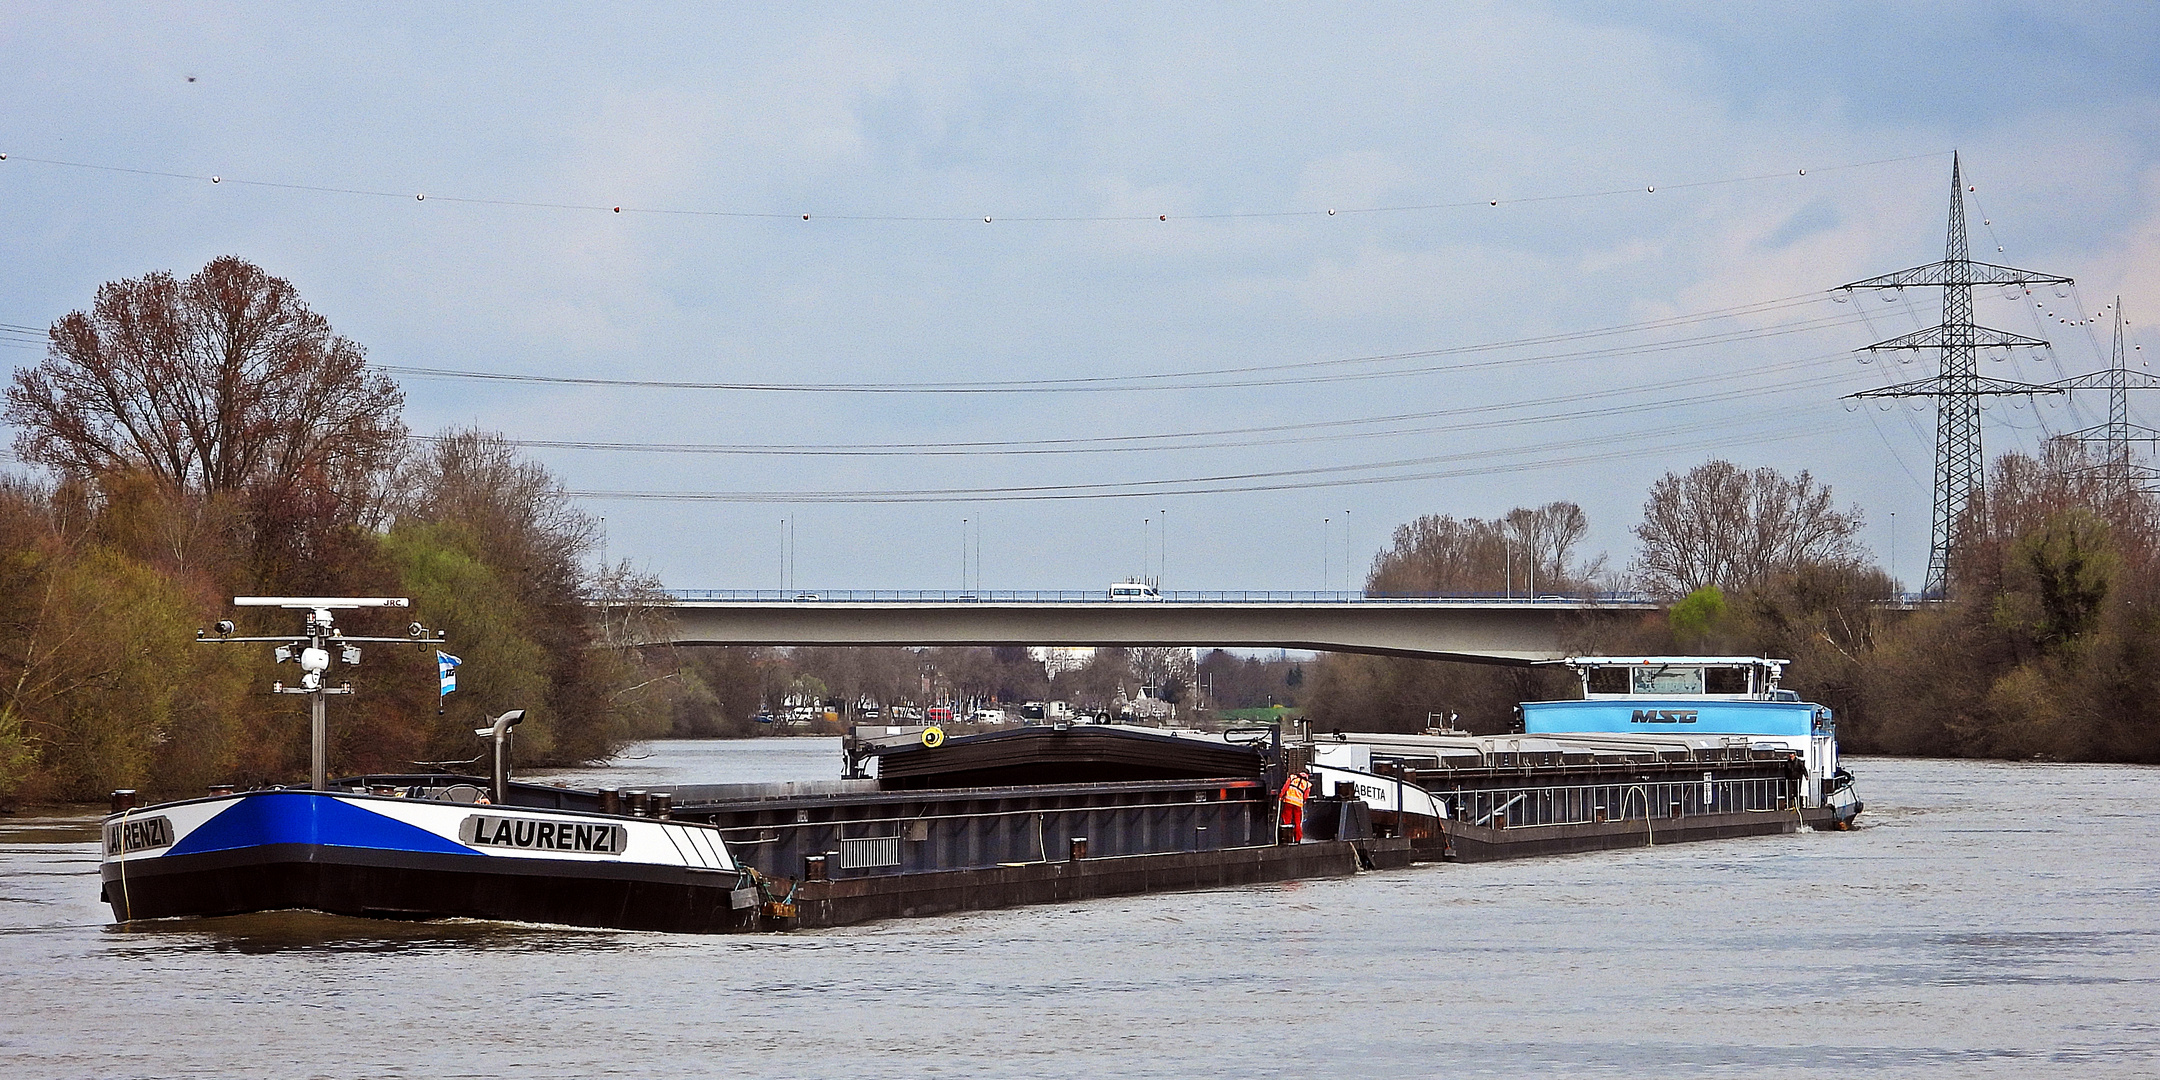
[3,744,2156,1077]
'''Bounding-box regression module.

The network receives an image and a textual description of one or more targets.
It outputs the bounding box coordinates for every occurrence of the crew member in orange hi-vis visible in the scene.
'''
[1279,772,1312,843]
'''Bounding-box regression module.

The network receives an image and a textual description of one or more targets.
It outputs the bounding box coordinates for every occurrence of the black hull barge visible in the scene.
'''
[100,726,1376,933]
[102,613,1861,935]
[1305,655,1865,862]
[102,597,770,934]
[101,782,762,933]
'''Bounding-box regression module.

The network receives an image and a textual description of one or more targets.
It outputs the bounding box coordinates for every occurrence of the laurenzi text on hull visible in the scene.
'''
[99,598,769,932]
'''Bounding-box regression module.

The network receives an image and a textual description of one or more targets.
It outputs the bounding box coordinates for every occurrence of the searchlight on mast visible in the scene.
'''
[197,597,447,791]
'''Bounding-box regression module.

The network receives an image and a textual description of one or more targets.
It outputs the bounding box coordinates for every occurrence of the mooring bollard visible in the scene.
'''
[1334,781,1358,800]
[1492,812,1507,829]
[650,792,672,820]
[599,787,622,815]
[1278,824,1298,846]
[804,854,828,881]
[109,789,136,815]
[626,789,649,816]
[208,784,236,798]
[1069,837,1088,861]
[1195,825,1209,851]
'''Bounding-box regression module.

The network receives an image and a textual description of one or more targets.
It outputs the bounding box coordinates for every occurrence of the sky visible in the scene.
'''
[4,2,2158,595]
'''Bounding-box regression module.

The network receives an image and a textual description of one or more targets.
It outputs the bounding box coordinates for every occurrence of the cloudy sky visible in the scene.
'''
[4,3,2157,594]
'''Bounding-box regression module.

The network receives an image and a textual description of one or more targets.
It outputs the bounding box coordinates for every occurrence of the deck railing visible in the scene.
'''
[1441,776,1796,829]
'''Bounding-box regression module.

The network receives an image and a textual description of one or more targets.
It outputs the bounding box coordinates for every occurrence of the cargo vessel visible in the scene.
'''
[98,598,769,932]
[1307,655,1863,861]
[98,620,1856,933]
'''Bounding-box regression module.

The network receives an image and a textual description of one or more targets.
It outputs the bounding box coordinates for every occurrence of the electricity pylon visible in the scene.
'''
[2049,300,2160,495]
[1837,154,2071,599]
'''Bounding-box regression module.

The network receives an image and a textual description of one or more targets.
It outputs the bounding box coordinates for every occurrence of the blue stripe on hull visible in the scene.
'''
[165,792,476,858]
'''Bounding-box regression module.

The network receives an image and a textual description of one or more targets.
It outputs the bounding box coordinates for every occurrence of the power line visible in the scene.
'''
[6,292,1850,387]
[0,321,48,350]
[465,352,1853,458]
[381,302,1869,396]
[0,149,1950,224]
[560,402,1843,504]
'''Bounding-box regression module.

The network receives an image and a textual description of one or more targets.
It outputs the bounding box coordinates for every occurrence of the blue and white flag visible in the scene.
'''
[437,651,462,697]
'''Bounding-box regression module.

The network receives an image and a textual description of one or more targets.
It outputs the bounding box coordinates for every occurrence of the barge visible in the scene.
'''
[1307,655,1864,861]
[100,598,772,932]
[99,599,1356,932]
[98,615,1856,933]
[100,776,759,932]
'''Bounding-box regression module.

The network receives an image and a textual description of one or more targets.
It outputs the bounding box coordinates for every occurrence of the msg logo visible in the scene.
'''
[1630,709,1698,724]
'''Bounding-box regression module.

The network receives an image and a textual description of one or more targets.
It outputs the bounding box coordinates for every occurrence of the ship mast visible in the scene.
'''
[199,597,446,790]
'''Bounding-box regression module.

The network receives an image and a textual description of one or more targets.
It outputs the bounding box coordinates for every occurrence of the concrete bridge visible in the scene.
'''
[628,591,1660,665]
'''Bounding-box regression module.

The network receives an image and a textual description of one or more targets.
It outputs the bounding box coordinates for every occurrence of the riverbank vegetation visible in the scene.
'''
[6,258,2153,803]
[0,259,669,804]
[1310,450,2160,764]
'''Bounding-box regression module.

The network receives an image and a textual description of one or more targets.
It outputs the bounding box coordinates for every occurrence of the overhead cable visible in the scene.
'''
[559,402,1843,504]
[382,305,1870,395]
[471,353,1853,458]
[0,149,1950,224]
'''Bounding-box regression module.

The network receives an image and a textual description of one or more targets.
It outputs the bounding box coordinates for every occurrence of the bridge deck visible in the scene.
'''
[630,595,1658,664]
[666,590,1648,604]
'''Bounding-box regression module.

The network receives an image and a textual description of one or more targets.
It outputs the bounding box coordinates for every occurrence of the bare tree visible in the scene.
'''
[1367,514,1504,594]
[1057,647,1135,712]
[1128,646,1197,701]
[1630,460,1865,597]
[396,428,598,602]
[1504,501,1595,595]
[1368,501,1600,595]
[5,256,406,518]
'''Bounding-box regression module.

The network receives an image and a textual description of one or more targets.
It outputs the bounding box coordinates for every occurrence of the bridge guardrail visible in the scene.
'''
[657,589,1656,605]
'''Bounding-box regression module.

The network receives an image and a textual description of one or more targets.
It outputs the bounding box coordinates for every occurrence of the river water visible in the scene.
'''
[2,743,2155,1078]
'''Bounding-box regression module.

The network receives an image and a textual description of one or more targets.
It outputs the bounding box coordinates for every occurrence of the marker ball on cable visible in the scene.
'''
[1159,214,1166,221]
[415,193,425,201]
[803,214,810,220]
[211,176,220,183]
[613,206,621,213]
